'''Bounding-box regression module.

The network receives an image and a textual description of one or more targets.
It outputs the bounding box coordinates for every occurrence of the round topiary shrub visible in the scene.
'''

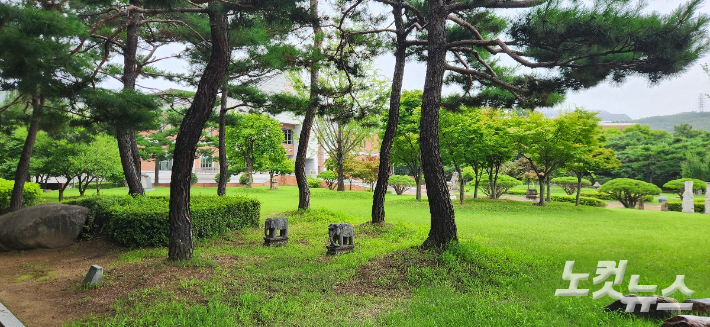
[191,173,198,185]
[552,176,592,195]
[480,175,521,199]
[598,178,661,208]
[307,177,322,188]
[239,173,249,185]
[388,175,415,195]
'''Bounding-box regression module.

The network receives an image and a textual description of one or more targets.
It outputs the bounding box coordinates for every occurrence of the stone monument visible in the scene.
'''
[706,182,710,214]
[263,217,288,246]
[682,180,695,213]
[83,265,103,286]
[637,198,644,210]
[450,171,459,191]
[326,223,354,255]
[140,174,153,190]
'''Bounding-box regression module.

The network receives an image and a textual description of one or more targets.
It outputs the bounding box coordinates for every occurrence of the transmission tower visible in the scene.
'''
[699,93,705,112]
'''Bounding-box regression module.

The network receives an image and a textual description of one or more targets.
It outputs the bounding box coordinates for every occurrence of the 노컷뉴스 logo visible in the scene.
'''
[555,260,694,312]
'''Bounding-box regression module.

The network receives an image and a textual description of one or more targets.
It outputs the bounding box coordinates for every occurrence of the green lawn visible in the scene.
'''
[52,186,710,326]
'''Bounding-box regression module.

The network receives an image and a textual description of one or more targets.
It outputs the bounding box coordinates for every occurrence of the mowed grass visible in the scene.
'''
[50,186,710,326]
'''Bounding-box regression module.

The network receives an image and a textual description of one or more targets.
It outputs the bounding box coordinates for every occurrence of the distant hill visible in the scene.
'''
[633,112,710,132]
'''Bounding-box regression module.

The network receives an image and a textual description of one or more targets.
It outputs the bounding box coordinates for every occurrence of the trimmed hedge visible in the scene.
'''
[0,178,42,214]
[667,201,705,213]
[550,195,607,207]
[504,188,653,202]
[65,195,260,248]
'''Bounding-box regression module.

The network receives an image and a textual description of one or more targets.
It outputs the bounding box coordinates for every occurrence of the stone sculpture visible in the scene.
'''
[263,217,288,246]
[326,223,354,255]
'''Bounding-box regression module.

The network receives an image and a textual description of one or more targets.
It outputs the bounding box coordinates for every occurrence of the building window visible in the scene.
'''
[200,156,214,169]
[282,129,293,144]
[159,159,173,171]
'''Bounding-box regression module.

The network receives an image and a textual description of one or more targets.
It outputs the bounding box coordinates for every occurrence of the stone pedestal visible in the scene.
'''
[326,244,354,255]
[682,181,695,213]
[637,198,644,210]
[661,200,669,212]
[263,217,288,246]
[706,183,710,214]
[263,236,288,246]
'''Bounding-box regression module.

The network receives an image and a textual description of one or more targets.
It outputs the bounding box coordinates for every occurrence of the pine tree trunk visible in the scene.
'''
[168,5,228,261]
[117,129,145,196]
[295,0,321,210]
[420,3,457,249]
[9,95,43,212]
[371,3,406,224]
[154,160,160,185]
[118,3,145,196]
[217,79,228,196]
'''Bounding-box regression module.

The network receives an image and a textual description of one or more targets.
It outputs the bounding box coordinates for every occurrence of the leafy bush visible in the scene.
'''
[308,177,322,188]
[0,178,42,214]
[663,178,705,199]
[552,177,591,195]
[598,178,661,208]
[214,173,220,183]
[667,201,705,213]
[388,175,415,195]
[550,195,607,207]
[239,173,249,185]
[480,175,521,199]
[65,195,259,248]
[191,173,198,185]
[317,171,337,190]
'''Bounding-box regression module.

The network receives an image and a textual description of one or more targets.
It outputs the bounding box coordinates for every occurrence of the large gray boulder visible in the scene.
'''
[0,204,88,251]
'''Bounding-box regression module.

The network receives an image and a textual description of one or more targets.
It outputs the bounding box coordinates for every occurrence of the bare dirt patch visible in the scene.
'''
[0,237,213,327]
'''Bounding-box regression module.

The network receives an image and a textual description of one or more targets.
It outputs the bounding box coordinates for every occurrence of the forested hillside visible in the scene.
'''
[634,112,710,132]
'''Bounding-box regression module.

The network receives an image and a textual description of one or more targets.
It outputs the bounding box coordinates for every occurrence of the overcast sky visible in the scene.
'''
[370,0,710,119]
[135,0,710,120]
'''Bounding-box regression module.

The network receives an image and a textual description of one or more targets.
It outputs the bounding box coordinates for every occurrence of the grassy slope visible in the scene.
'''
[53,186,710,326]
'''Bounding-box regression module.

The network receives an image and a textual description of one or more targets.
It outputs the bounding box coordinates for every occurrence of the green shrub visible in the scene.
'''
[0,178,42,214]
[550,195,607,207]
[504,189,528,196]
[667,201,705,213]
[580,191,652,202]
[551,177,591,195]
[598,178,661,208]
[191,173,198,185]
[388,175,416,195]
[480,175,521,199]
[66,195,260,248]
[239,173,249,185]
[663,178,706,199]
[214,173,220,183]
[308,177,322,188]
[317,171,337,190]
